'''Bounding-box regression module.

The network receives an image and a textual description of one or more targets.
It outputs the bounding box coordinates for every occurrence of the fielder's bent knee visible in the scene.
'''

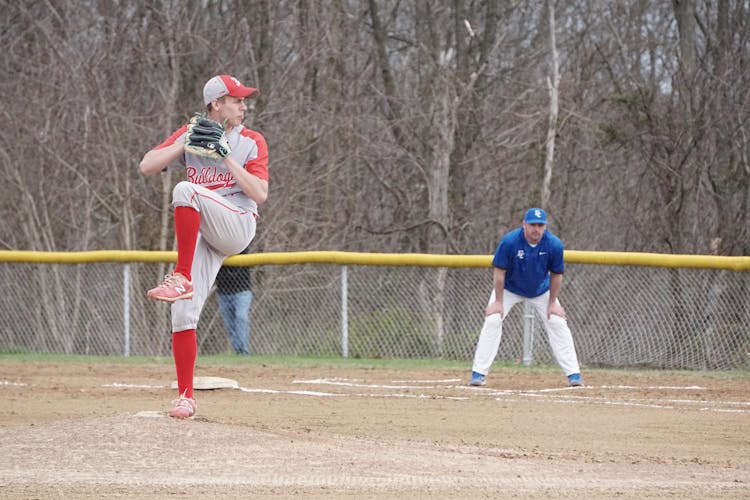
[484,313,503,329]
[548,314,567,327]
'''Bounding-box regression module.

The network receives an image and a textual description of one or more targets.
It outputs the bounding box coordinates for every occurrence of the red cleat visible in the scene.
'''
[147,273,194,302]
[168,391,196,419]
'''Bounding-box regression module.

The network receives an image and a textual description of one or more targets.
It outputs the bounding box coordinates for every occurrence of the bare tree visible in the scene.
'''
[541,0,560,209]
[0,0,746,260]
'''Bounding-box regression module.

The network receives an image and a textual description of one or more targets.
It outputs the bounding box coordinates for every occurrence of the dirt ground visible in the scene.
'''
[1,360,749,499]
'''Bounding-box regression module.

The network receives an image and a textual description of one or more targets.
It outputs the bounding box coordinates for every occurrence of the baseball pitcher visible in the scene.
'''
[139,74,268,418]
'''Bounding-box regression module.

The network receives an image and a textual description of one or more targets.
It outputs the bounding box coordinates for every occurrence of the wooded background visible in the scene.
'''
[1,0,748,257]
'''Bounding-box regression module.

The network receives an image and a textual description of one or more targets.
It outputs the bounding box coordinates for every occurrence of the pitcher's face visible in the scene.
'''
[213,96,248,129]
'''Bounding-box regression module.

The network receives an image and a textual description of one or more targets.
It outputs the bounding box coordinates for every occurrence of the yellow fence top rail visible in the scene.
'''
[0,250,747,271]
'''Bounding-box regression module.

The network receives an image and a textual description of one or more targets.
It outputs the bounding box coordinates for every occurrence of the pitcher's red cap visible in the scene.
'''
[203,75,259,105]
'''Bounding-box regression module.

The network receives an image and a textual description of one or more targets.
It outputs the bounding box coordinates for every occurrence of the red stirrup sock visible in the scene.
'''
[172,329,197,399]
[173,206,201,281]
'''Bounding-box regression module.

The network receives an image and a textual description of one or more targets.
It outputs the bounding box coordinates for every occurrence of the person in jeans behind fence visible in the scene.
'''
[469,208,583,388]
[215,246,253,355]
[138,74,268,419]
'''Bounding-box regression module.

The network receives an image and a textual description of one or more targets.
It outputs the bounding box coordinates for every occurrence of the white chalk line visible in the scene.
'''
[5,378,747,414]
[292,378,750,414]
[291,378,457,390]
[96,381,467,401]
[391,378,463,383]
[103,382,166,389]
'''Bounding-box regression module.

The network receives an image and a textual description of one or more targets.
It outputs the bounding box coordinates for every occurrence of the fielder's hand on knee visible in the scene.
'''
[548,302,567,320]
[485,300,504,318]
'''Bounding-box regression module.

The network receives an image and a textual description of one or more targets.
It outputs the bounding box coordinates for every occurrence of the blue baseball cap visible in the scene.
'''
[524,208,547,224]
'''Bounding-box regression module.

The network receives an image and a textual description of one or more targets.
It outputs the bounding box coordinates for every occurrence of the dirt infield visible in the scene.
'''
[1,360,749,499]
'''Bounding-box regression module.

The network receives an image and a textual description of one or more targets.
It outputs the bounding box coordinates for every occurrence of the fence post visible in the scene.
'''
[123,264,130,357]
[522,301,534,365]
[341,265,349,358]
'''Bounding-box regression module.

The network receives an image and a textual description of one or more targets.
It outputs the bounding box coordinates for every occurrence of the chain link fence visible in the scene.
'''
[1,255,748,371]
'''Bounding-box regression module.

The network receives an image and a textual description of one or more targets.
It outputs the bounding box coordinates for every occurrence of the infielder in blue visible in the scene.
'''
[470,208,582,387]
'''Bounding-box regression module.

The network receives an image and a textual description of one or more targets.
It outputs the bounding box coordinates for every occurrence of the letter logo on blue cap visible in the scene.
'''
[524,208,547,224]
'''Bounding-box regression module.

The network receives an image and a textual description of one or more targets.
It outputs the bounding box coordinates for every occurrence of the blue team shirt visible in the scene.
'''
[492,227,565,298]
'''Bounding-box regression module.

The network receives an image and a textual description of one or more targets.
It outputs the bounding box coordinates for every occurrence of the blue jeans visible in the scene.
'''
[217,290,253,355]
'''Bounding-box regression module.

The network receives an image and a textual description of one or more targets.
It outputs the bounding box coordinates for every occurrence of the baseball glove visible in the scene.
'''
[184,115,231,159]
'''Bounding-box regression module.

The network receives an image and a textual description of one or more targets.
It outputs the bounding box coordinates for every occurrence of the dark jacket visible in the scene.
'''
[215,247,252,295]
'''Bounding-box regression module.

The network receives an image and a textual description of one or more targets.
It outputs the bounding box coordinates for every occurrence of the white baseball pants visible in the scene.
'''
[471,289,580,376]
[170,182,256,332]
